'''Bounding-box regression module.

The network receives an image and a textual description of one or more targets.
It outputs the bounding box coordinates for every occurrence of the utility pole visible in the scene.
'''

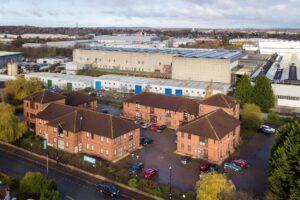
[43,139,49,177]
[169,166,172,200]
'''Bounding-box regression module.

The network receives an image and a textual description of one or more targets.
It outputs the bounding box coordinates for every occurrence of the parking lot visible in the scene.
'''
[98,103,277,196]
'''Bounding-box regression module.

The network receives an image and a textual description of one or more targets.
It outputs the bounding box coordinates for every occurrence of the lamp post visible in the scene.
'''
[169,166,172,199]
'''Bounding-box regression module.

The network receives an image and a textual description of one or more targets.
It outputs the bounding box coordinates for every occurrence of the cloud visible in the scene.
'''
[0,0,299,28]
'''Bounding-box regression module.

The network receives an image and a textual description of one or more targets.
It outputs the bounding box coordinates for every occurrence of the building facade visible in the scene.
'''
[0,51,22,68]
[35,103,140,161]
[177,109,241,163]
[123,92,200,129]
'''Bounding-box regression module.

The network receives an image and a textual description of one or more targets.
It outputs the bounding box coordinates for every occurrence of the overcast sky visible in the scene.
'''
[1,0,299,28]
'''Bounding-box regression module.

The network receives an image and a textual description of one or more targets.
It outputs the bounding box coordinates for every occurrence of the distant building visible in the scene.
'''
[94,34,161,44]
[0,51,22,68]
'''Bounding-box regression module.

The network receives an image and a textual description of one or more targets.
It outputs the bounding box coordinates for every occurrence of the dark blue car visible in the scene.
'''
[129,162,144,175]
[97,182,120,197]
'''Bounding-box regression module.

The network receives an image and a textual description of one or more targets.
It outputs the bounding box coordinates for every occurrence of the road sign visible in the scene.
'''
[84,155,96,164]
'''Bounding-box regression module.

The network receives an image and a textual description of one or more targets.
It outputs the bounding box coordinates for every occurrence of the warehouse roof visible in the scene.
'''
[0,51,21,56]
[38,103,138,138]
[83,47,244,61]
[24,90,66,103]
[124,92,200,115]
[201,94,237,108]
[96,74,230,92]
[178,109,240,140]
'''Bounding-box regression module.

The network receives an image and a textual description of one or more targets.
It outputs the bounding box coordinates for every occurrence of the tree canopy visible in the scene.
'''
[0,103,27,142]
[196,173,235,200]
[4,77,43,103]
[268,121,300,200]
[234,75,254,107]
[242,103,262,130]
[19,172,59,200]
[253,76,275,112]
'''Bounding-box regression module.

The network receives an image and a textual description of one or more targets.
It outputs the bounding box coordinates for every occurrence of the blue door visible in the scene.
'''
[135,85,142,94]
[165,88,172,96]
[175,89,183,96]
[95,81,102,90]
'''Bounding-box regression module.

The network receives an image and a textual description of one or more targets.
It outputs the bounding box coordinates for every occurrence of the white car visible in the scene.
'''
[141,122,151,129]
[259,125,275,134]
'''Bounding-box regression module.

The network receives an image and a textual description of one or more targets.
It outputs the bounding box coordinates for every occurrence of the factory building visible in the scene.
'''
[25,73,94,91]
[0,51,22,68]
[93,75,230,98]
[73,47,244,84]
[94,34,161,44]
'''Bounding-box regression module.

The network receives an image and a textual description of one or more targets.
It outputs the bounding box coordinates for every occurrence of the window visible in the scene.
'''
[36,105,39,110]
[188,145,191,152]
[106,150,109,155]
[91,144,94,151]
[188,134,191,140]
[39,119,42,124]
[86,132,90,138]
[26,102,29,107]
[100,148,103,154]
[114,149,117,155]
[199,136,208,146]
[86,144,89,149]
[181,143,184,150]
[123,134,126,139]
[181,132,184,138]
[54,128,57,133]
[66,142,69,147]
[101,136,104,142]
[106,138,109,143]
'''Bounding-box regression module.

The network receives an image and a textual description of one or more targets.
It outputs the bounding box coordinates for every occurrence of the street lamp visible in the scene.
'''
[169,166,172,200]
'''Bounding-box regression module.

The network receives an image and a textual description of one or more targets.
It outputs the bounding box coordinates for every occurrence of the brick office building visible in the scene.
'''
[123,92,200,129]
[177,109,241,163]
[35,103,140,161]
[24,90,97,129]
[199,93,240,119]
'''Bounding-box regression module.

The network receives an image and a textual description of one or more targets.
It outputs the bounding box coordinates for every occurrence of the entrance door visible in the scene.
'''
[47,79,52,88]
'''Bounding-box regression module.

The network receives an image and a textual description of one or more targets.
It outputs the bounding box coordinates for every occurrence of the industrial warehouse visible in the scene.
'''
[73,47,245,83]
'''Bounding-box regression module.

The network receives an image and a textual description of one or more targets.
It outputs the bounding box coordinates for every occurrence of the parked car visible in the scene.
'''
[208,164,219,172]
[129,162,144,175]
[140,137,153,145]
[150,123,159,131]
[156,125,167,133]
[141,122,151,129]
[228,159,248,168]
[96,182,120,197]
[181,156,192,165]
[199,162,211,172]
[258,125,275,135]
[100,108,109,114]
[144,168,159,179]
[224,162,242,172]
[134,120,141,125]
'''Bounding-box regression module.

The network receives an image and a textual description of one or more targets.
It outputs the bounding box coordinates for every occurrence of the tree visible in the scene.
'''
[4,77,43,103]
[19,172,60,200]
[268,121,300,200]
[196,173,235,200]
[234,75,254,107]
[253,76,275,112]
[0,103,27,142]
[242,103,262,130]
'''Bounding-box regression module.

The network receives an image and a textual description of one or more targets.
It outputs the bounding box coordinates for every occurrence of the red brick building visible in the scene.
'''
[177,109,241,163]
[199,93,240,119]
[24,90,97,129]
[35,103,140,161]
[123,92,200,129]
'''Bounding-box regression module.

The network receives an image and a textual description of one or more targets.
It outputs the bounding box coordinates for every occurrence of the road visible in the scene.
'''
[0,147,151,200]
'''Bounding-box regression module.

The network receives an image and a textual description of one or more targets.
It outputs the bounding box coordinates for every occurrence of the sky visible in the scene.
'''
[0,0,300,28]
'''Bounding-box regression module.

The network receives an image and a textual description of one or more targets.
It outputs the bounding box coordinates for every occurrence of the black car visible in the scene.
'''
[100,108,109,114]
[97,182,120,197]
[180,156,192,165]
[156,125,167,133]
[140,137,153,145]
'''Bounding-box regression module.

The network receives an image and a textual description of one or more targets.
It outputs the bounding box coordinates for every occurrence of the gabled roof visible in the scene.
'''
[201,93,237,109]
[24,90,66,104]
[124,92,200,116]
[38,103,138,139]
[178,109,240,140]
[63,91,96,106]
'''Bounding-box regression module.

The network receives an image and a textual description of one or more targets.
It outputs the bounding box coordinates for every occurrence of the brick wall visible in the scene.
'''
[199,103,240,119]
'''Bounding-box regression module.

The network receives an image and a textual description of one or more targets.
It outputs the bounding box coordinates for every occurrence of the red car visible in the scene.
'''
[144,168,159,179]
[228,159,248,168]
[199,162,211,171]
[150,123,159,131]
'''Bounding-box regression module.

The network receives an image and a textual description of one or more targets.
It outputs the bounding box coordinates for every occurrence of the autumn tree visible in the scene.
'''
[4,77,43,103]
[242,103,262,130]
[0,103,27,142]
[196,173,235,200]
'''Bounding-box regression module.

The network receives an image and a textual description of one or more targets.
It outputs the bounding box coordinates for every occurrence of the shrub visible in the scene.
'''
[268,111,280,122]
[242,103,262,130]
[127,178,138,188]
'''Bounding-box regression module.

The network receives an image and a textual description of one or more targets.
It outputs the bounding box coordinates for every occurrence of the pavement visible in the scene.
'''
[0,145,155,200]
[97,104,123,117]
